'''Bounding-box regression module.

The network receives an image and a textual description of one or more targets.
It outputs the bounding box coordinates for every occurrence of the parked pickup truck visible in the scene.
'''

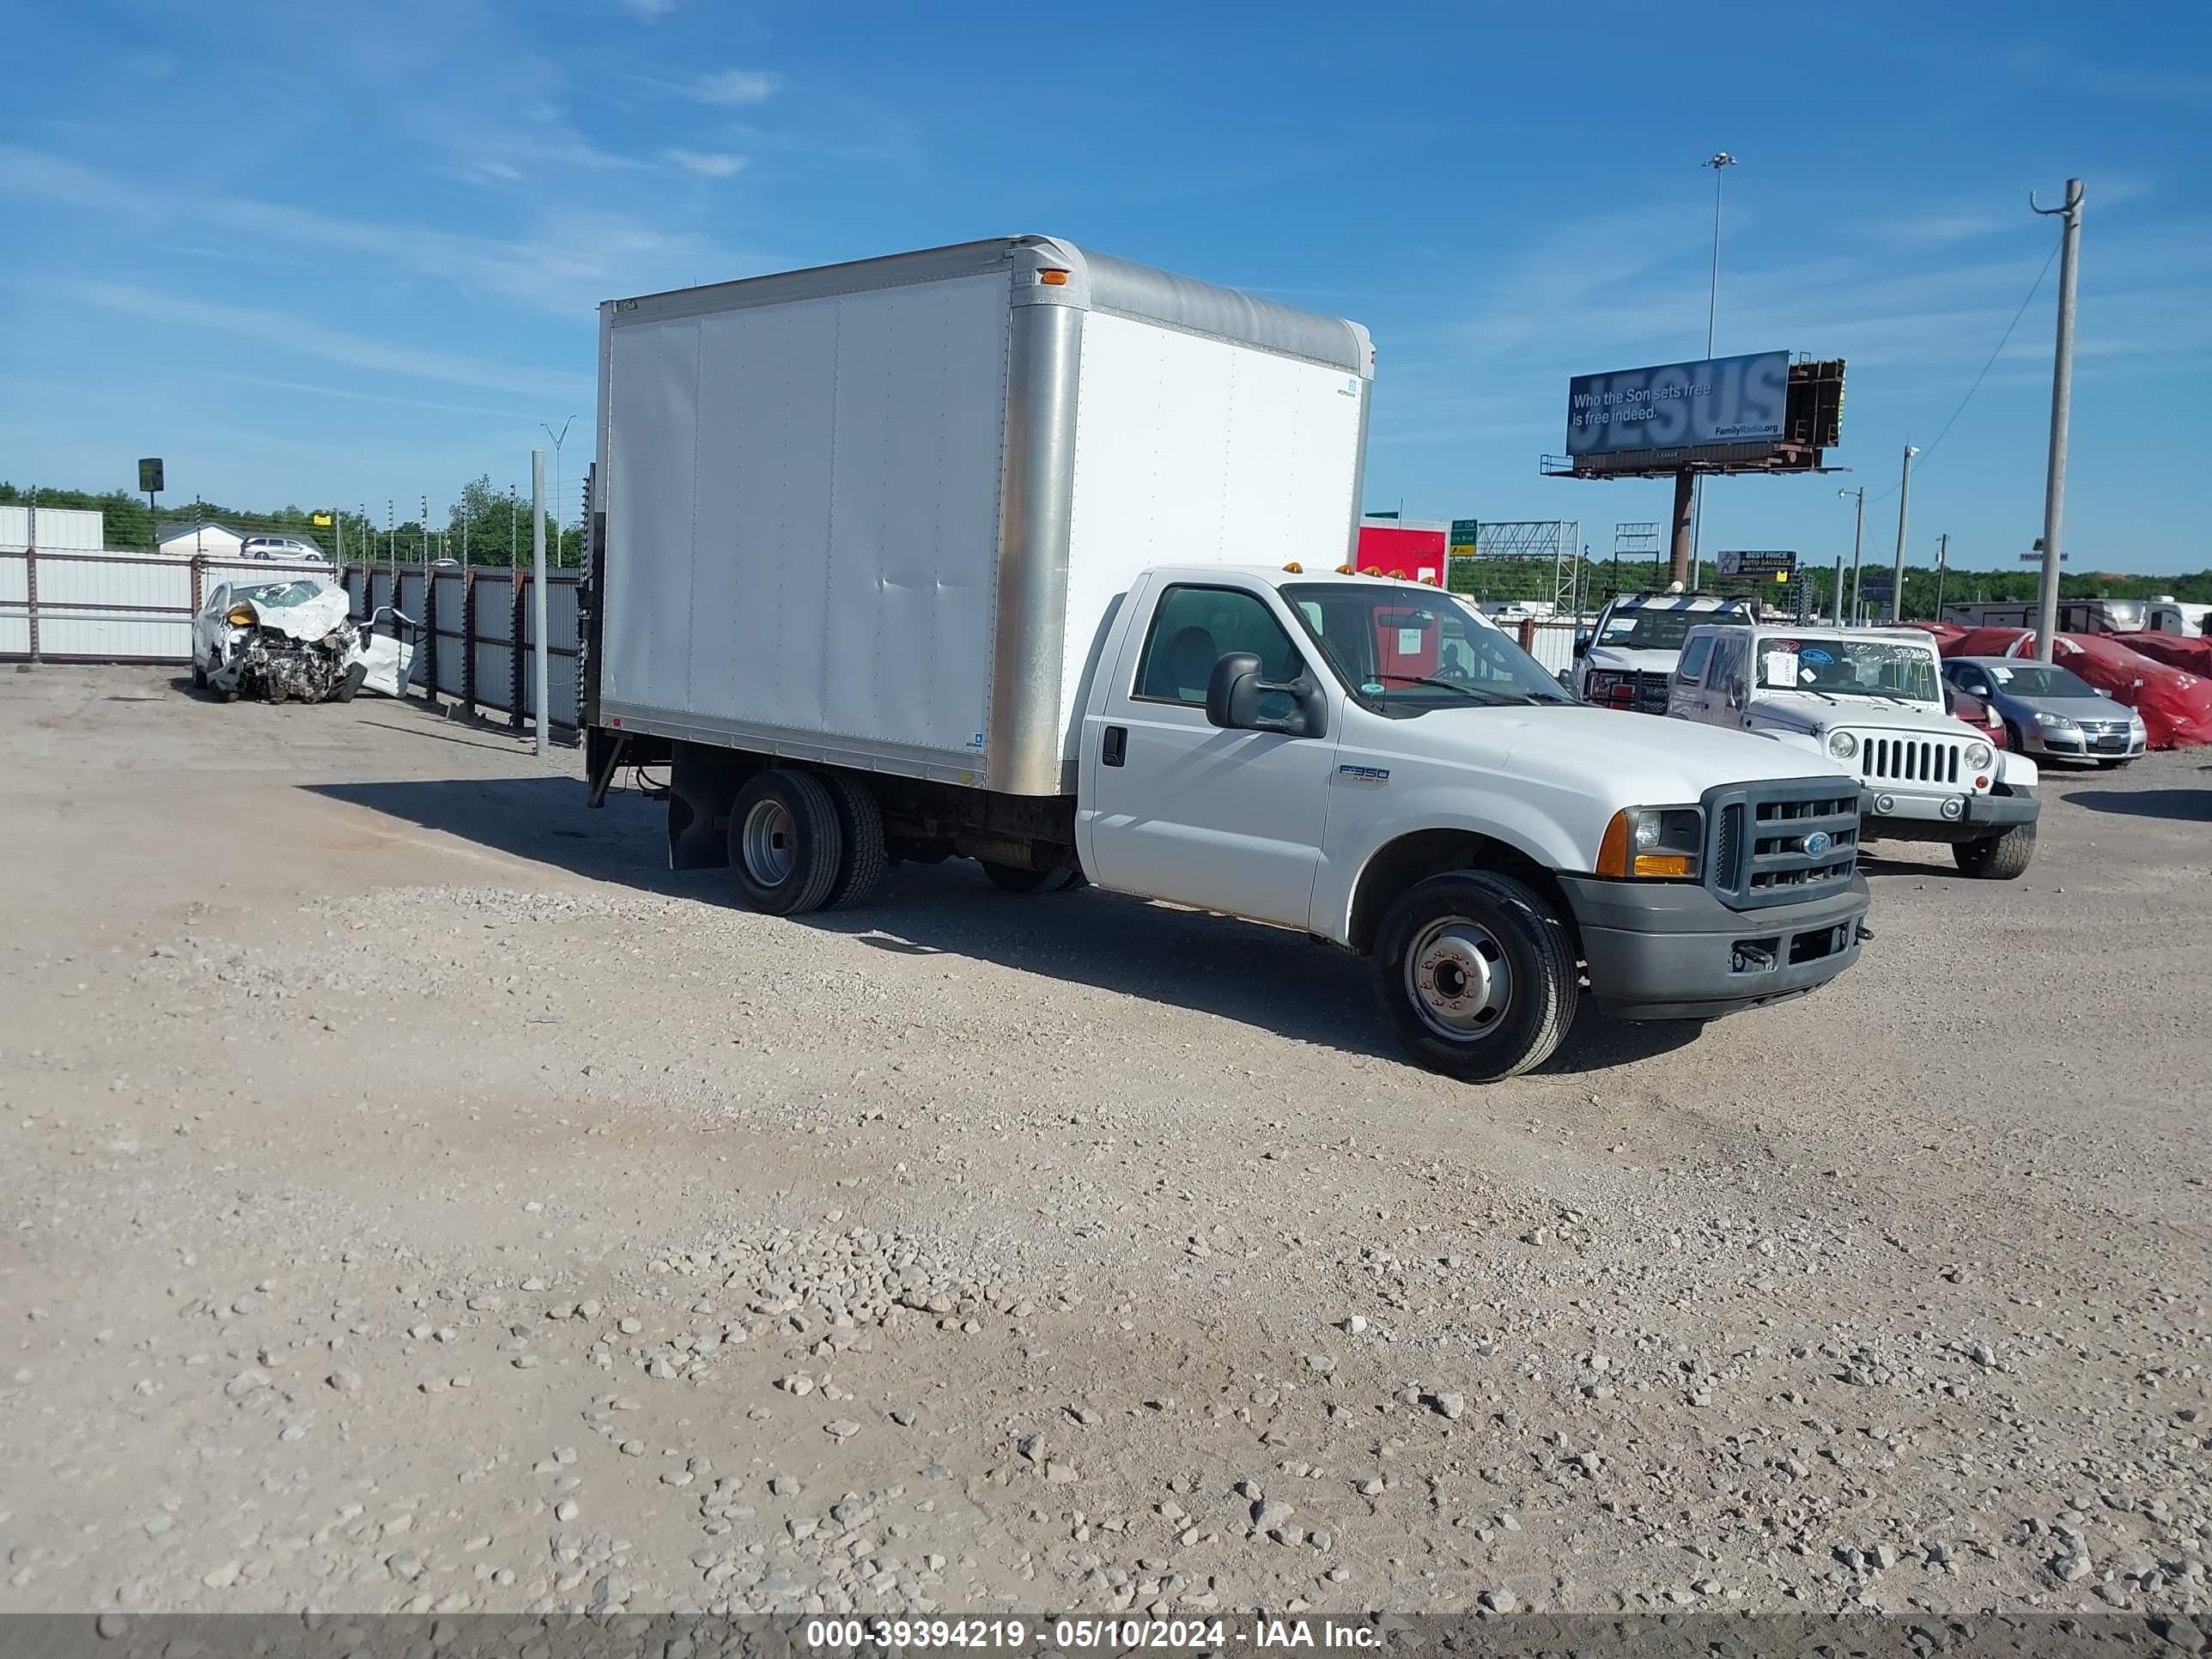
[1567,590,1753,711]
[1668,620,2040,879]
[580,236,1872,1080]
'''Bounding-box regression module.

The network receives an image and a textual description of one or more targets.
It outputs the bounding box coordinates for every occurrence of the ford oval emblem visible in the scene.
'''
[1802,830,1832,858]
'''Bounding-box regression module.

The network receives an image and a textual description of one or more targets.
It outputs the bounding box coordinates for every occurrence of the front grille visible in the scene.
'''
[1703,779,1862,910]
[1860,735,1964,786]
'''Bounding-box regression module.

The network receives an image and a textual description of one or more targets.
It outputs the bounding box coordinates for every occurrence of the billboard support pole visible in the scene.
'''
[1668,471,1694,586]
[1889,445,1917,625]
[2031,179,2082,666]
[1832,555,1844,626]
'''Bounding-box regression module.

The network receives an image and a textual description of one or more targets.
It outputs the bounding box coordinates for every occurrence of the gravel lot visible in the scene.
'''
[2,665,2206,1621]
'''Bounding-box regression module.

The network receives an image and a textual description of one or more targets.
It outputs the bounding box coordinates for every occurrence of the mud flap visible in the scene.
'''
[667,744,749,871]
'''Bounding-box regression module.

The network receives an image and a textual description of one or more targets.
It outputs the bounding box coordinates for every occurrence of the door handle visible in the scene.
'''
[1102,726,1127,767]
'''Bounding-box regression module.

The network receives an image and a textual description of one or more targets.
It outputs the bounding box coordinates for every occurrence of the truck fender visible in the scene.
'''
[1994,750,2039,791]
[1318,799,1587,953]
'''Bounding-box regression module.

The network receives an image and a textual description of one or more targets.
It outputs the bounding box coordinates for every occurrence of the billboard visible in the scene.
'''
[1717,550,1797,580]
[1565,351,1790,457]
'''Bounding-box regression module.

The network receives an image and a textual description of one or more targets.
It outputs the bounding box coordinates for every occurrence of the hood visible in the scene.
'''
[1749,690,1969,739]
[236,585,353,642]
[1375,702,1856,800]
[1583,647,1680,676]
[1999,693,2134,724]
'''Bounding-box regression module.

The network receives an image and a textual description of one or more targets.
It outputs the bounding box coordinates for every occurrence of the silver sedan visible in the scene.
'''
[1942,656,2146,767]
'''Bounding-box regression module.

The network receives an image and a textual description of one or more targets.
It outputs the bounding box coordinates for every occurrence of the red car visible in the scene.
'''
[1948,684,2008,749]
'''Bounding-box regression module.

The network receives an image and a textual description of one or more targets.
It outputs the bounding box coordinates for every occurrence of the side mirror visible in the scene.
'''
[1206,652,1328,739]
[1726,677,1747,708]
[1942,685,1956,713]
[1571,637,1589,659]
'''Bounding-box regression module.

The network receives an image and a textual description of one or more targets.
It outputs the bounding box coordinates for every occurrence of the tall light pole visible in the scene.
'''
[1890,445,1919,625]
[540,417,575,567]
[1838,486,1866,624]
[2030,179,2083,665]
[1690,151,1737,575]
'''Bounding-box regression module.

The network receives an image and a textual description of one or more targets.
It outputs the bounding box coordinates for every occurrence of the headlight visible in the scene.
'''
[1826,730,1858,760]
[2035,711,2077,730]
[225,605,257,627]
[1965,741,1993,769]
[1597,806,1704,880]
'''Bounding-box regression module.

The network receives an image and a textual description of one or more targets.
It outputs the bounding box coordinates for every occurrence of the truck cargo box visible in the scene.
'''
[592,236,1373,796]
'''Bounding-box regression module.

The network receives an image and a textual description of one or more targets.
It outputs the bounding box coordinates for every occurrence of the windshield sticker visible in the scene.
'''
[1397,628,1425,654]
[1764,649,1798,686]
[1799,646,1834,665]
[1361,680,1385,695]
[1990,665,2014,684]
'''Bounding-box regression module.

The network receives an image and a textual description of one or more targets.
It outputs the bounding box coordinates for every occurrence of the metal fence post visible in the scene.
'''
[23,544,38,664]
[461,569,477,717]
[422,568,441,707]
[508,571,526,731]
[189,555,205,617]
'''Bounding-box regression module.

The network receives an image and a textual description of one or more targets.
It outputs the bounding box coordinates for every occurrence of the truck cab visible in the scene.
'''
[1068,567,1871,1079]
[1569,591,1753,712]
[1669,620,2040,879]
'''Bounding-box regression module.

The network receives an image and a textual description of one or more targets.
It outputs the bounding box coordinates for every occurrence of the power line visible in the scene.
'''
[1869,240,2062,506]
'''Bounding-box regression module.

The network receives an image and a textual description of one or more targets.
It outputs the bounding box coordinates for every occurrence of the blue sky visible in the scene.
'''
[4,1,2208,572]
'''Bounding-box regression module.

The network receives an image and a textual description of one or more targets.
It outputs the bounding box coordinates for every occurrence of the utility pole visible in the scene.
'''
[1889,446,1918,624]
[2031,178,2082,665]
[1686,150,1738,579]
[421,495,430,565]
[1934,532,1950,618]
[509,484,519,568]
[1838,486,1866,624]
[531,451,550,757]
[540,416,574,568]
[1832,555,1844,626]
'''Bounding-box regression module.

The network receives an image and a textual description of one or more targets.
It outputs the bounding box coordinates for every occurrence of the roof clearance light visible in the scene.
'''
[1282,562,1304,574]
[1038,269,1070,286]
[1335,564,1356,574]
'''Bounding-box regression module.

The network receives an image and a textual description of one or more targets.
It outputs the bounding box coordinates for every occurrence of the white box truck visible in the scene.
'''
[582,236,1872,1081]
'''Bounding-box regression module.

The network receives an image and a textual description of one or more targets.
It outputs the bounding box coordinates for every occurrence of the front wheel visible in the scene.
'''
[1373,872,1578,1083]
[1954,822,2035,879]
[727,769,845,915]
[979,860,1082,894]
[191,654,208,690]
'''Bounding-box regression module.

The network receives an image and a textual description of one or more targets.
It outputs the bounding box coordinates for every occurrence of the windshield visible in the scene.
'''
[1597,606,1747,653]
[236,580,328,607]
[1984,662,2097,699]
[1279,584,1572,710]
[1757,636,1940,702]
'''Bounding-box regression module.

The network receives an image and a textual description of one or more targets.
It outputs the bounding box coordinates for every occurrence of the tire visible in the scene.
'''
[1953,822,2035,880]
[818,771,888,909]
[980,860,1081,894]
[727,769,845,915]
[2003,720,2027,756]
[333,663,368,704]
[191,655,207,690]
[1373,872,1577,1083]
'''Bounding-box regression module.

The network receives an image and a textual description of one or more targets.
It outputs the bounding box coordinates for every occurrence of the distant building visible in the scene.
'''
[155,518,251,559]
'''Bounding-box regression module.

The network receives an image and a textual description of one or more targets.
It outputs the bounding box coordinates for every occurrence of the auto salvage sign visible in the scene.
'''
[1566,351,1790,456]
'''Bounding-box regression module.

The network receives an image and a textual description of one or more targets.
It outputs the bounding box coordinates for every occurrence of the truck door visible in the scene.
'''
[1705,634,1750,726]
[1668,631,1717,720]
[1081,581,1334,929]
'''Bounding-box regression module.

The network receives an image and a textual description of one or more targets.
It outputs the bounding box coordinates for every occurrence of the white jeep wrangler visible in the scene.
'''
[1669,623,2041,878]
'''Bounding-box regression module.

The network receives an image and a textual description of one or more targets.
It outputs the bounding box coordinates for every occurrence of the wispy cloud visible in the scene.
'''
[0,145,745,314]
[67,281,592,401]
[620,0,680,16]
[665,149,745,178]
[693,69,778,105]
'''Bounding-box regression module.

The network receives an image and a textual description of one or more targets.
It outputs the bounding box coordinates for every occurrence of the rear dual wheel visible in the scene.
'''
[726,768,886,915]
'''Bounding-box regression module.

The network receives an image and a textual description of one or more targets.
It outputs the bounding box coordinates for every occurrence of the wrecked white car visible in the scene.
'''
[190,579,416,704]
